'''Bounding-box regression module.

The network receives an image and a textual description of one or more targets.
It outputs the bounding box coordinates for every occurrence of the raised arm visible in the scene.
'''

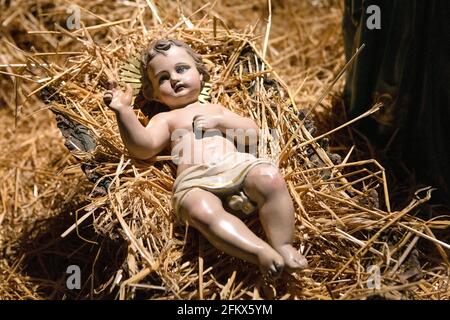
[116,111,170,160]
[104,82,170,160]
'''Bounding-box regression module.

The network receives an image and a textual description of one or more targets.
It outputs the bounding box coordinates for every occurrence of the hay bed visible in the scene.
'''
[1,0,449,300]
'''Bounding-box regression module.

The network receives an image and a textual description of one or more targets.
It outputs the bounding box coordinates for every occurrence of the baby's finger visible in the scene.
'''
[193,121,203,131]
[196,117,206,124]
[103,91,113,105]
[106,80,118,90]
[193,114,206,122]
[192,117,200,127]
[125,84,133,96]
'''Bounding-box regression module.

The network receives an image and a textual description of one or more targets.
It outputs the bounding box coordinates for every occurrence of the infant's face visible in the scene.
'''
[147,46,203,109]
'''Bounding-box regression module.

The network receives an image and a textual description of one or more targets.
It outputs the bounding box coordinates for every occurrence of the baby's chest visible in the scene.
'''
[169,107,222,132]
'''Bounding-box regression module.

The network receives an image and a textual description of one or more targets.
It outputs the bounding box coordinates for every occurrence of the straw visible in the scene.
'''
[1,0,448,300]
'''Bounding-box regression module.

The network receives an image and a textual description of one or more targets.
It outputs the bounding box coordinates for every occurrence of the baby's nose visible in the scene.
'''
[170,77,179,87]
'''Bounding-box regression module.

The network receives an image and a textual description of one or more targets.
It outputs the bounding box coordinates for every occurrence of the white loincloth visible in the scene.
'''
[171,152,277,221]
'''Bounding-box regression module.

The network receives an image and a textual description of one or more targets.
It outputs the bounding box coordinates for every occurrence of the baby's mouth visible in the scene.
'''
[174,83,185,93]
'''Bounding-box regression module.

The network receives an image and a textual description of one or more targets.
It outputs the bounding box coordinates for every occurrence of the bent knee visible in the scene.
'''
[245,165,286,198]
[179,190,221,226]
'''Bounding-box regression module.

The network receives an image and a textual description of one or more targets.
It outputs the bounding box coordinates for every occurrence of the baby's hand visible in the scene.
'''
[192,114,222,131]
[103,80,133,113]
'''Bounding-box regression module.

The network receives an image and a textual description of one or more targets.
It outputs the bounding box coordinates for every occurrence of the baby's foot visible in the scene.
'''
[257,247,285,279]
[274,244,308,272]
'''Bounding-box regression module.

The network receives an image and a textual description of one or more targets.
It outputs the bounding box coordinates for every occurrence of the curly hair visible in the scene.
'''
[140,39,210,101]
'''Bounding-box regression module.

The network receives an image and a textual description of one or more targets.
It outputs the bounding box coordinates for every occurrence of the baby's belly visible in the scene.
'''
[171,131,237,176]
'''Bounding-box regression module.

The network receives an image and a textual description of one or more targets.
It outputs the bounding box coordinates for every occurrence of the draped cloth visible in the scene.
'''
[343,0,450,202]
[171,152,276,220]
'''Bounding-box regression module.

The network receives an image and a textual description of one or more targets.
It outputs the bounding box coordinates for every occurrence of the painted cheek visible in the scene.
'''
[182,75,193,86]
[186,73,201,88]
[160,83,174,94]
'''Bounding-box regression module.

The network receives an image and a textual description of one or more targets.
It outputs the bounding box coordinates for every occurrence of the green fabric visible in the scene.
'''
[343,0,450,201]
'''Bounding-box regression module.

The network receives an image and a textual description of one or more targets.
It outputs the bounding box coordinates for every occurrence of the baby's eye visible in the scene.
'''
[158,75,169,84]
[176,65,189,73]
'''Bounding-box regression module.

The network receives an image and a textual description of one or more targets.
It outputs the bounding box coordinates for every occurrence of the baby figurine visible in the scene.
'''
[103,39,307,277]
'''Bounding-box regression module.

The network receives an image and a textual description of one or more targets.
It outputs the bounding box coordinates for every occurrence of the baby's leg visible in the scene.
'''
[243,164,308,271]
[179,188,284,278]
